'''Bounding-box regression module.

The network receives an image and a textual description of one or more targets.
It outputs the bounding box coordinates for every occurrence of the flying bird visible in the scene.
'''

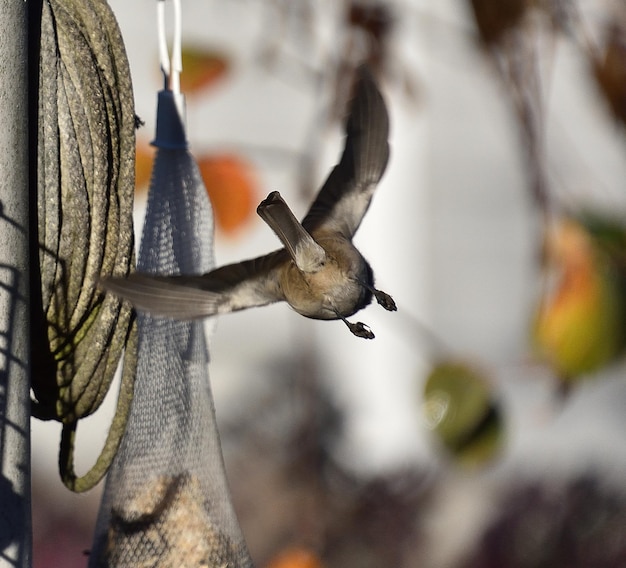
[102,66,396,338]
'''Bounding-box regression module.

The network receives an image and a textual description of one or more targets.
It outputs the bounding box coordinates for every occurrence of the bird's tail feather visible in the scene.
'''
[257,191,326,273]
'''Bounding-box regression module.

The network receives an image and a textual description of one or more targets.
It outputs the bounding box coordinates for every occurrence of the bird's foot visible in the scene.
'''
[347,321,375,339]
[374,290,397,312]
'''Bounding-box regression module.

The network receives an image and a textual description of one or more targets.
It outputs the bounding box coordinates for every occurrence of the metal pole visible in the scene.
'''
[0,0,32,566]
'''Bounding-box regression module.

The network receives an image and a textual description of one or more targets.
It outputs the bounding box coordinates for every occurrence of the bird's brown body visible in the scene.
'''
[280,233,373,320]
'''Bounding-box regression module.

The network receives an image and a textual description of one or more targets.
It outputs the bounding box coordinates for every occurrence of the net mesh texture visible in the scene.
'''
[90,146,253,567]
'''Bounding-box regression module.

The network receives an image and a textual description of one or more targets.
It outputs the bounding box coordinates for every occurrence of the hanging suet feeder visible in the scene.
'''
[90,1,253,565]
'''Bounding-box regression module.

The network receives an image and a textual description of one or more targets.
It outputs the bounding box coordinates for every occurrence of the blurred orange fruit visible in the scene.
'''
[134,142,257,236]
[197,153,258,236]
[180,45,229,96]
[533,217,626,380]
[264,547,323,568]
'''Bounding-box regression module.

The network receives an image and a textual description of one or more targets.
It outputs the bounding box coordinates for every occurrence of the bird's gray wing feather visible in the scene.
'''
[302,65,390,239]
[100,250,288,320]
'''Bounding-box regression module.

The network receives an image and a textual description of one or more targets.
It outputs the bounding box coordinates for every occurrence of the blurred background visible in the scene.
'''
[30,0,626,566]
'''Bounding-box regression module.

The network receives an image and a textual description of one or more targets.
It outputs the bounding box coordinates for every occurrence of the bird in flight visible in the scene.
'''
[102,65,396,339]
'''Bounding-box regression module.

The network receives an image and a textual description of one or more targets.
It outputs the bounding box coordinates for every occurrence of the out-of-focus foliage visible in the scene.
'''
[593,22,626,126]
[468,0,529,46]
[423,361,504,468]
[180,45,229,96]
[330,1,418,120]
[461,476,626,568]
[533,216,626,381]
[222,362,427,568]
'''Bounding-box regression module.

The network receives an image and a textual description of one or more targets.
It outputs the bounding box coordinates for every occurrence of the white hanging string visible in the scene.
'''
[156,0,169,87]
[157,0,182,95]
[171,0,182,94]
[153,0,187,149]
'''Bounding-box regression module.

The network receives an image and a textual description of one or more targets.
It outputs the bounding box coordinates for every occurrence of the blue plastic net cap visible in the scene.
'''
[152,89,187,150]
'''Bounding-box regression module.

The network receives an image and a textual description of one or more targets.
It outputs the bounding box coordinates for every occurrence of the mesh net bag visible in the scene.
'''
[89,82,253,566]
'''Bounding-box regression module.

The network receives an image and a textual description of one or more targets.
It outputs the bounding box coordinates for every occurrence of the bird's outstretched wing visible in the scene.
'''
[100,250,288,320]
[302,65,390,239]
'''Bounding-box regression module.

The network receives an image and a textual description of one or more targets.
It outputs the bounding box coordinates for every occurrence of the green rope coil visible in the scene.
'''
[31,0,137,493]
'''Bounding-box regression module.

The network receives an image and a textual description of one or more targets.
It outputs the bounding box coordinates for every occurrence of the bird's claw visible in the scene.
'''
[375,290,397,312]
[348,321,375,339]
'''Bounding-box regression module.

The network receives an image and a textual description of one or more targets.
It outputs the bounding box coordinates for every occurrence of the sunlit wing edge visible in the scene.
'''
[302,65,390,238]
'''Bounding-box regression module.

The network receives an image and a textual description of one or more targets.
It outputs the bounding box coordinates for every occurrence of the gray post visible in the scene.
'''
[0,1,32,567]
